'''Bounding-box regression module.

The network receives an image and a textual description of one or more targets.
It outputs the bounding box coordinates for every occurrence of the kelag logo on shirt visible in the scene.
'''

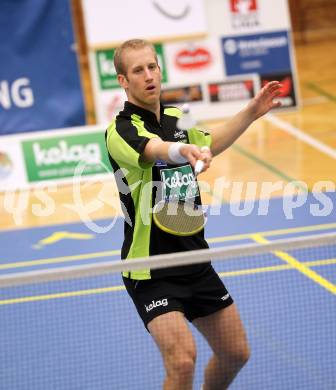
[160,165,199,201]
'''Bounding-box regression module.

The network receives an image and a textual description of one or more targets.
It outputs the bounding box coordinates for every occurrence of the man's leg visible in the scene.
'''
[193,304,250,390]
[148,311,197,390]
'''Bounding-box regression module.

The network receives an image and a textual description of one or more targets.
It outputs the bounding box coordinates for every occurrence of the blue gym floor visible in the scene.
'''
[1,193,335,389]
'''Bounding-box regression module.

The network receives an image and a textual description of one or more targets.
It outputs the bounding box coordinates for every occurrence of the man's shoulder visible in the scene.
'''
[162,105,182,119]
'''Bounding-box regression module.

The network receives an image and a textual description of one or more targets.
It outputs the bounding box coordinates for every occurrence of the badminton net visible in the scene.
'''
[0,232,335,389]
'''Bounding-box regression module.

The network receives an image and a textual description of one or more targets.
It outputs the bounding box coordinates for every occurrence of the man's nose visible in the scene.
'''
[144,67,153,80]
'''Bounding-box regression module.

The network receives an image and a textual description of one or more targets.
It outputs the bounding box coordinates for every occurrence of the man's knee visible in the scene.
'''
[172,354,196,378]
[167,345,197,378]
[220,339,250,370]
[234,340,250,368]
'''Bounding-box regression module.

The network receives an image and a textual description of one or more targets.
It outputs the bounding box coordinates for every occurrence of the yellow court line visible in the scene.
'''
[207,222,336,243]
[1,223,336,270]
[1,258,335,306]
[218,258,336,278]
[0,249,121,270]
[0,285,125,305]
[251,234,336,295]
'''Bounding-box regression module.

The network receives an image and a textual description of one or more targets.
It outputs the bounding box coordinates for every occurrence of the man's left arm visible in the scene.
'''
[210,81,282,156]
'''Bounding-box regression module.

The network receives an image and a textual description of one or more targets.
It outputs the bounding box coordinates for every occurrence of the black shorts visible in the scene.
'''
[123,264,234,330]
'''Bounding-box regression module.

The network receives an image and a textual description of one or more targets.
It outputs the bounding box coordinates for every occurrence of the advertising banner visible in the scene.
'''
[22,132,111,183]
[86,0,298,124]
[81,0,207,47]
[0,136,27,191]
[208,79,255,103]
[206,0,291,36]
[222,31,292,76]
[0,126,113,192]
[0,0,85,135]
[164,39,224,84]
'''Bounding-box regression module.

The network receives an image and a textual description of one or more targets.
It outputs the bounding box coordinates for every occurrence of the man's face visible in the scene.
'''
[118,46,162,109]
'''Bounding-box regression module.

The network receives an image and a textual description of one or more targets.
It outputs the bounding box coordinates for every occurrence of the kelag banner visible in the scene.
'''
[0,0,85,135]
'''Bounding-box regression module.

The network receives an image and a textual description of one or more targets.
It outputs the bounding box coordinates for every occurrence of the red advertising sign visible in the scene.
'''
[229,0,259,29]
[230,0,258,13]
[261,72,297,108]
[175,47,212,70]
[208,80,254,102]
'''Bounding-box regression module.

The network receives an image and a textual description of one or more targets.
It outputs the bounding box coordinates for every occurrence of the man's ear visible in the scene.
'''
[118,74,128,89]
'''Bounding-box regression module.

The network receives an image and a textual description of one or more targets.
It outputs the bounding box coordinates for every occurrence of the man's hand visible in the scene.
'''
[180,144,212,174]
[246,81,282,120]
[209,80,283,156]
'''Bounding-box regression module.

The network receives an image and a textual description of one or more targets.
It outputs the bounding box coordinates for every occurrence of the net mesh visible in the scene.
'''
[0,233,335,390]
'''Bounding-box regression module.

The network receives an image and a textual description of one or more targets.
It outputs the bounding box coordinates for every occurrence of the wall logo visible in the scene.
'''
[96,49,118,90]
[152,1,190,20]
[223,39,238,55]
[222,31,291,76]
[208,79,254,102]
[0,78,34,109]
[175,46,212,70]
[229,0,259,29]
[161,84,203,105]
[0,152,13,179]
[22,132,111,182]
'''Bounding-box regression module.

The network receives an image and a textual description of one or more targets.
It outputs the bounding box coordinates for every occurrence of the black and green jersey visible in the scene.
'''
[106,101,212,280]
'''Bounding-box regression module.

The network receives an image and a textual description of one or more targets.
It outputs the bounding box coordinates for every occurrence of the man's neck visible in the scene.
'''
[128,99,160,122]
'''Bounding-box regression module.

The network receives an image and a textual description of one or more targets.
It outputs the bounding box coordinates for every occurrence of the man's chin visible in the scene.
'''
[144,95,159,105]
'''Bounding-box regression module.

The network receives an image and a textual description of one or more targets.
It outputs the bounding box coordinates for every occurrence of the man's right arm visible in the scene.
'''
[142,138,212,173]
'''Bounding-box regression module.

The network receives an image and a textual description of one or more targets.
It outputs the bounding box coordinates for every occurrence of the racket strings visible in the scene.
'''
[154,201,205,235]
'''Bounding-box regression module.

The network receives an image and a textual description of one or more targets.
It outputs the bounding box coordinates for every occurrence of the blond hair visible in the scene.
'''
[113,39,158,75]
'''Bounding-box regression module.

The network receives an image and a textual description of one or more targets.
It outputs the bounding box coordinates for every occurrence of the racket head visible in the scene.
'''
[153,200,206,236]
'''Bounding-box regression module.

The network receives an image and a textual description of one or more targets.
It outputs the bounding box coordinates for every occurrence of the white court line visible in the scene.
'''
[302,96,328,106]
[265,113,336,160]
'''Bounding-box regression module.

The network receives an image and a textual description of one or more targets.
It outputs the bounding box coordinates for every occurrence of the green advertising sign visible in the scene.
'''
[154,43,168,84]
[96,44,168,90]
[96,48,118,90]
[22,132,111,182]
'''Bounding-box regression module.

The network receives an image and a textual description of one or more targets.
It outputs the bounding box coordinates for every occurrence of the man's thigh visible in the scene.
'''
[148,311,196,360]
[193,304,248,356]
[123,276,186,330]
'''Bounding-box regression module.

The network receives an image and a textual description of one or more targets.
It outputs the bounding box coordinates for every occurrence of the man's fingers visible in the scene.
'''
[196,149,212,173]
[272,100,282,108]
[265,83,282,96]
[181,144,212,173]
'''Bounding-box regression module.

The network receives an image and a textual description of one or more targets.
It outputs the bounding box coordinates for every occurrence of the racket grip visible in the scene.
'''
[194,146,210,175]
[194,160,205,175]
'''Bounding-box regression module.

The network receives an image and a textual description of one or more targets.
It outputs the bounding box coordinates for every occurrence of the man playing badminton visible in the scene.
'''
[105,39,282,390]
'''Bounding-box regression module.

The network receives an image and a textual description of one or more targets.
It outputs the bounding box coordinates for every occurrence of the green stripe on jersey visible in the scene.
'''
[164,107,182,118]
[131,114,160,139]
[106,121,143,169]
[123,166,154,280]
[188,128,212,148]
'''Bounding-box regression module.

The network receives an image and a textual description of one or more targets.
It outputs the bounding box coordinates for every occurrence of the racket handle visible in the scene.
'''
[194,146,210,175]
[194,160,204,175]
